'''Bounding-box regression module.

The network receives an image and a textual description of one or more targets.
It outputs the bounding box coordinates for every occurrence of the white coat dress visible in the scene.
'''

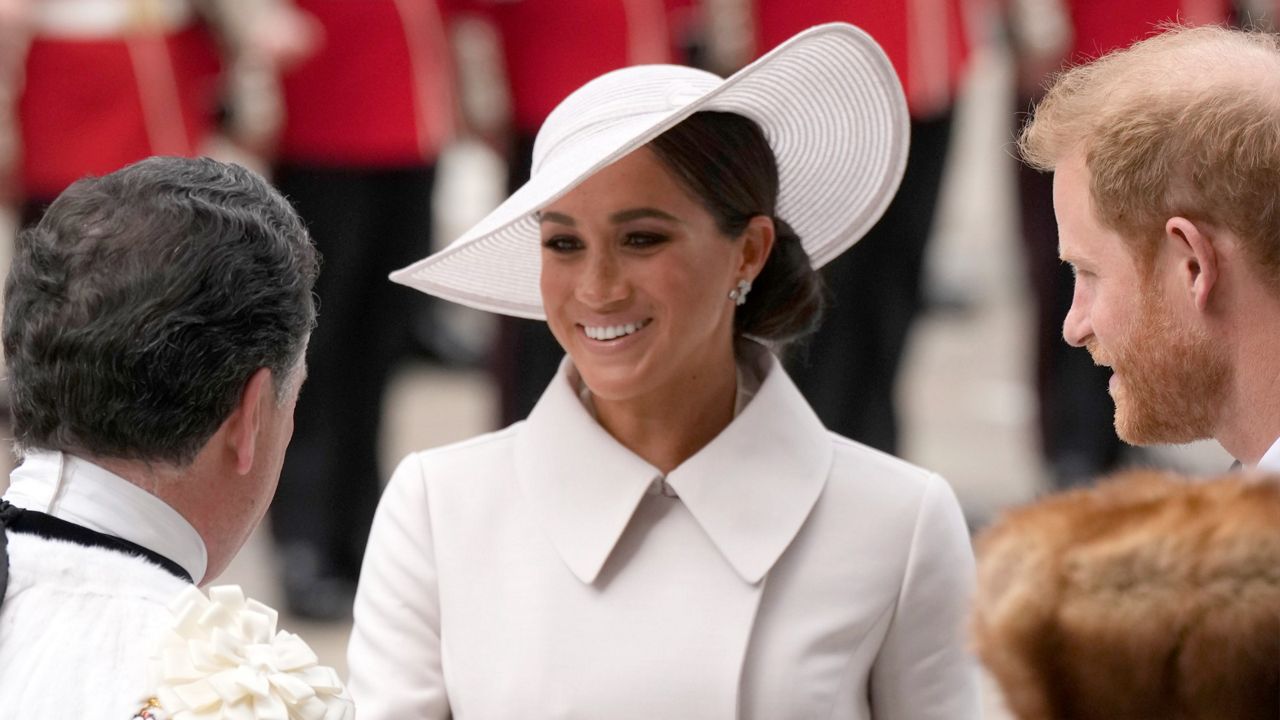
[348,343,981,718]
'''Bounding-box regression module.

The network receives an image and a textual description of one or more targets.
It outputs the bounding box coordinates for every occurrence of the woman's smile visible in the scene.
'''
[580,318,653,341]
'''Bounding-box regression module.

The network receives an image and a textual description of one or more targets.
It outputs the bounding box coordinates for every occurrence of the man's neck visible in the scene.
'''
[93,453,235,584]
[1214,299,1280,466]
[1216,375,1280,467]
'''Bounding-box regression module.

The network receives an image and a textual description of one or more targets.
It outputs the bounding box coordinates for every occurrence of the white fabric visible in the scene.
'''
[389,23,910,319]
[0,532,191,717]
[1256,436,1280,472]
[3,450,208,583]
[32,0,196,37]
[348,345,981,719]
[152,586,356,719]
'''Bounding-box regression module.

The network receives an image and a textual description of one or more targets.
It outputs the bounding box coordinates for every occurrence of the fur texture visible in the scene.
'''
[0,531,190,717]
[973,470,1280,720]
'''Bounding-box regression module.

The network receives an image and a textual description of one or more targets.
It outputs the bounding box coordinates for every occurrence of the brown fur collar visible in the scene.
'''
[973,470,1280,720]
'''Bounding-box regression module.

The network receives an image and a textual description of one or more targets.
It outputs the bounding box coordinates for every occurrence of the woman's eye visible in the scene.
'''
[625,232,667,248]
[542,235,582,253]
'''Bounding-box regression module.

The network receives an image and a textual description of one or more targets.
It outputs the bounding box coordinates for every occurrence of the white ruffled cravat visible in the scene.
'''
[149,585,354,720]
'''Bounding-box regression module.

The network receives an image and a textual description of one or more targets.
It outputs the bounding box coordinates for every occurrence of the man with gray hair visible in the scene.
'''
[0,157,350,717]
[1022,24,1280,472]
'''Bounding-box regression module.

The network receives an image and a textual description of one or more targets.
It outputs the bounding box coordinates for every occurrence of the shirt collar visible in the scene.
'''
[1256,437,1280,472]
[514,341,832,585]
[2,450,208,583]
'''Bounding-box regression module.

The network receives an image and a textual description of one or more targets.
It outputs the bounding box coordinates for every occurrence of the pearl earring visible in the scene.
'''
[728,279,752,306]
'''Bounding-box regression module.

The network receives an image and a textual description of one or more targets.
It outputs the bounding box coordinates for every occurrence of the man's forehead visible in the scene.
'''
[1051,150,1090,203]
[1054,176,1145,275]
[1053,154,1097,258]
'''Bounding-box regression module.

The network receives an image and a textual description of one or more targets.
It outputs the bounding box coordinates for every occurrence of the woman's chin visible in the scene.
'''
[576,370,639,404]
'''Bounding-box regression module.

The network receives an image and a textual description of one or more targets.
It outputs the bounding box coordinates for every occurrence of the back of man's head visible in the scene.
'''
[3,156,318,466]
[1021,25,1280,291]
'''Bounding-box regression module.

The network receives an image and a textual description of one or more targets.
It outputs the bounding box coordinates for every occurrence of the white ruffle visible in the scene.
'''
[150,586,355,720]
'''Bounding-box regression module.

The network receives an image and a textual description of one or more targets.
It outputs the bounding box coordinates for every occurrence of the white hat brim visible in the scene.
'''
[390,23,910,320]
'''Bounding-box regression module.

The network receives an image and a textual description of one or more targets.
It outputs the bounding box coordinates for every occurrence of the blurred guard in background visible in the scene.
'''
[0,0,314,222]
[268,0,458,621]
[743,0,976,455]
[1,0,221,224]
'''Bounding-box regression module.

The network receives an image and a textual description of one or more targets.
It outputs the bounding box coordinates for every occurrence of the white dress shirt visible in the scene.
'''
[3,450,207,583]
[1256,437,1280,473]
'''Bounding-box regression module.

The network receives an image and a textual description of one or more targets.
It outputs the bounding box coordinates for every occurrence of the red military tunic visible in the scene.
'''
[472,0,671,134]
[18,1,219,200]
[1063,0,1229,60]
[755,0,974,118]
[278,0,456,168]
[663,0,699,56]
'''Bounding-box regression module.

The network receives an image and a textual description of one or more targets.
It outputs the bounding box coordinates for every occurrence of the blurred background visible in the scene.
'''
[3,0,1277,715]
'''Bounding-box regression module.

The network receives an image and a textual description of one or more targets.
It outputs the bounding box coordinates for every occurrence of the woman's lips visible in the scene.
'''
[580,317,653,341]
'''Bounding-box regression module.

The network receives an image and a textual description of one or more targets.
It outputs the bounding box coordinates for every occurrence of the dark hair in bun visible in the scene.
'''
[648,111,825,346]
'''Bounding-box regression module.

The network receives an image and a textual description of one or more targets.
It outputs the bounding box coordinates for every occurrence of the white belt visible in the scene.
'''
[32,0,196,38]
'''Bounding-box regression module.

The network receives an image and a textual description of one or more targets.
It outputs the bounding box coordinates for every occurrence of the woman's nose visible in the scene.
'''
[576,249,629,307]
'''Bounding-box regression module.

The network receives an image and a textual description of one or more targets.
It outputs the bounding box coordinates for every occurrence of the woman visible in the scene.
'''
[349,23,980,719]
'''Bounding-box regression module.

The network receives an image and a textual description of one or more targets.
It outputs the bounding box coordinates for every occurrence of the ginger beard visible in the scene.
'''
[1090,289,1229,445]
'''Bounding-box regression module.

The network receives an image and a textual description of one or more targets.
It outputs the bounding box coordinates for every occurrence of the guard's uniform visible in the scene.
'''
[268,0,458,616]
[18,0,220,210]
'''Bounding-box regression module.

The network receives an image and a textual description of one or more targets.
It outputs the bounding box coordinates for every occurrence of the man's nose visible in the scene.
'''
[1062,284,1091,348]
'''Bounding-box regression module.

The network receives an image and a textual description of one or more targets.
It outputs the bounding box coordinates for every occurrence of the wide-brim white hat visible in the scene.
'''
[390,22,909,320]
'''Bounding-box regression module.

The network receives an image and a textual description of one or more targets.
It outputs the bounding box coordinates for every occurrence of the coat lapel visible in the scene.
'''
[666,346,832,584]
[515,345,832,586]
[514,363,660,584]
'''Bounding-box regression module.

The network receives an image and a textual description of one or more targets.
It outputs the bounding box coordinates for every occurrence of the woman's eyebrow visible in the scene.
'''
[538,211,576,226]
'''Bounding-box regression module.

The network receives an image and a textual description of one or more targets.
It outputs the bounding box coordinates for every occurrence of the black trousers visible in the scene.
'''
[268,163,436,580]
[784,113,954,454]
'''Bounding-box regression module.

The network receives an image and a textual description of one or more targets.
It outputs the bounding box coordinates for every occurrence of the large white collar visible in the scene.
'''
[3,450,208,583]
[514,342,832,585]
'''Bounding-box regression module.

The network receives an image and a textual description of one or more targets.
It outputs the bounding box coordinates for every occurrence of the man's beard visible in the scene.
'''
[1089,296,1229,446]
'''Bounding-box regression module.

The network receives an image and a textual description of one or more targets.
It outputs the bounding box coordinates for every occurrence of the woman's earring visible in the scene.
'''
[728,279,752,306]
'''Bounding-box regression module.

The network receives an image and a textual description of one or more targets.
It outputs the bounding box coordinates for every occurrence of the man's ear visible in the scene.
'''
[1166,216,1218,312]
[223,367,272,476]
[739,215,777,280]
